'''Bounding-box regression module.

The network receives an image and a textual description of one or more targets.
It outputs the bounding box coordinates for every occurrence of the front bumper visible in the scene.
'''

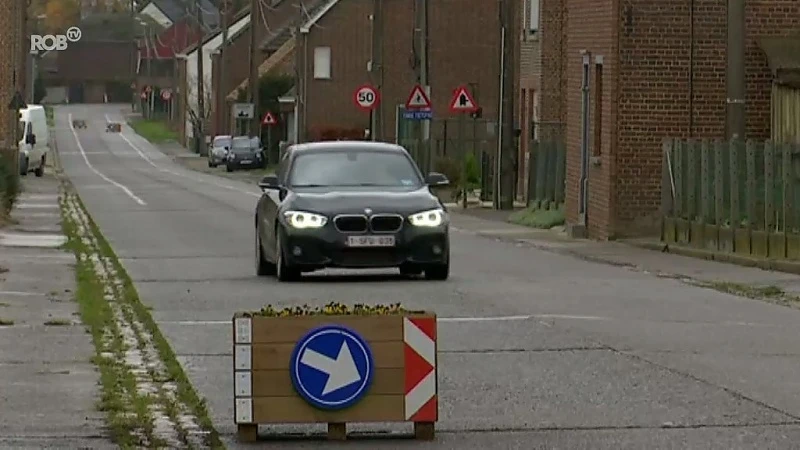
[280,224,449,269]
[226,157,262,169]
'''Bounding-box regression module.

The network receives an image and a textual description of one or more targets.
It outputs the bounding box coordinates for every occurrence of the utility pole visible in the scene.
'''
[497,0,516,209]
[248,0,260,136]
[370,0,383,141]
[130,0,136,110]
[293,0,304,143]
[413,0,429,164]
[219,0,229,135]
[725,0,745,140]
[195,0,205,152]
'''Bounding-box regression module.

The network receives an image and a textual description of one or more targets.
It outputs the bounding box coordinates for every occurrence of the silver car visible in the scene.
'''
[208,135,232,168]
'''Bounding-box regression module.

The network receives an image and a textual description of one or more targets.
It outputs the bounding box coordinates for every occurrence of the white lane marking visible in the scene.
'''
[107,114,260,199]
[67,113,146,206]
[157,315,602,326]
[15,203,58,209]
[0,291,45,297]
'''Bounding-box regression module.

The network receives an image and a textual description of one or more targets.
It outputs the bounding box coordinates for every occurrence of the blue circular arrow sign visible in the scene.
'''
[289,325,375,410]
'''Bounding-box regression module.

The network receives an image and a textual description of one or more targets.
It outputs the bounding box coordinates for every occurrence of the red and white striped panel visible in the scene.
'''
[403,316,437,421]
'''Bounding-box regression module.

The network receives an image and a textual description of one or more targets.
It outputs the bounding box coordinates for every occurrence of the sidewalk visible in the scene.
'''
[449,207,800,297]
[0,173,113,448]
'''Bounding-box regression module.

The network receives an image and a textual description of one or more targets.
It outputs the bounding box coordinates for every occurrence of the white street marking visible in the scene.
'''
[67,113,146,205]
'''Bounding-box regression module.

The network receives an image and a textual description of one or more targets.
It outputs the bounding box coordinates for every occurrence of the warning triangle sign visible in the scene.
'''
[449,86,478,113]
[262,112,277,125]
[405,84,432,109]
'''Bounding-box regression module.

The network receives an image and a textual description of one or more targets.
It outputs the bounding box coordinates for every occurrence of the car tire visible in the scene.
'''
[255,226,276,276]
[34,156,45,177]
[20,157,29,176]
[207,160,213,168]
[275,230,300,282]
[424,262,449,280]
[226,164,234,172]
[399,263,423,277]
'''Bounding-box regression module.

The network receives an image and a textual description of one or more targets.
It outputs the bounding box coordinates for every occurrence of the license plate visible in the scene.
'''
[346,235,395,247]
[240,160,252,164]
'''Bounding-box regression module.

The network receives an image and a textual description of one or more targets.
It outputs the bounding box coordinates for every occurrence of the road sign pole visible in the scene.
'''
[459,112,467,209]
[266,126,272,165]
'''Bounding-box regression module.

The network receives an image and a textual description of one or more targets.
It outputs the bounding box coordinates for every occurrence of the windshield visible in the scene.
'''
[288,150,422,188]
[231,137,252,150]
[213,136,231,147]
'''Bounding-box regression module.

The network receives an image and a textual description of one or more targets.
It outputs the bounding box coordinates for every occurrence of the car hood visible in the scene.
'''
[285,187,442,216]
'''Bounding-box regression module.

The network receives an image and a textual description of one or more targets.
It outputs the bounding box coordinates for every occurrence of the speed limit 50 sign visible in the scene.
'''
[353,84,380,111]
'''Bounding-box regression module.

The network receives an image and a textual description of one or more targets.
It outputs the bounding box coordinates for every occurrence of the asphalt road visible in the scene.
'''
[53,104,800,449]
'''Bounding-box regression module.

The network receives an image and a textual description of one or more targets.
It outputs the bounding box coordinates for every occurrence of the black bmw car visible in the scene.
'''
[254,141,451,281]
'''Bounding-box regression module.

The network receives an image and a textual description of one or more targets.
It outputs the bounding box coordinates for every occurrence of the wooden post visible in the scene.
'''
[687,139,697,220]
[745,140,756,228]
[700,139,711,222]
[714,140,725,225]
[729,138,741,227]
[765,140,775,230]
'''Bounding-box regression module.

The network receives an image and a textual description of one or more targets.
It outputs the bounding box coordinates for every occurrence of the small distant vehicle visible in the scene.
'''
[106,122,121,132]
[208,135,232,168]
[18,104,50,177]
[254,141,451,281]
[225,136,264,172]
[72,119,87,129]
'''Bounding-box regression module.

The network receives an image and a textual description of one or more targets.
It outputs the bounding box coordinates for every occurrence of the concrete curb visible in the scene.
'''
[622,239,800,276]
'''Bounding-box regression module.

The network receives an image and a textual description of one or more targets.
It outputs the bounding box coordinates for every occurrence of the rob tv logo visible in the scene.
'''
[30,27,81,52]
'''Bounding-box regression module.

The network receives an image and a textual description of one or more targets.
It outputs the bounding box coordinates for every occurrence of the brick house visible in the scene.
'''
[283,0,520,160]
[214,0,327,137]
[0,0,27,150]
[540,0,800,240]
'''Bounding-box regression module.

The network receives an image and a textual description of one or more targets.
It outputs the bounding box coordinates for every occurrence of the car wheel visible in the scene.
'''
[34,156,45,177]
[226,164,234,172]
[399,263,423,277]
[255,225,276,276]
[207,160,213,168]
[424,261,449,280]
[20,157,29,176]
[275,231,300,282]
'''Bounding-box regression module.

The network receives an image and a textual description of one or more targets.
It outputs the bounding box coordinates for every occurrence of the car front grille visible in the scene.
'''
[334,215,368,233]
[369,214,403,233]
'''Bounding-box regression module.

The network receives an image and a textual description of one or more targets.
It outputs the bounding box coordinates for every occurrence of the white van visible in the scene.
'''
[18,105,50,177]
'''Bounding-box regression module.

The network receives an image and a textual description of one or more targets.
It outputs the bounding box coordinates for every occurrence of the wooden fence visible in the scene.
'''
[526,139,566,209]
[662,137,800,258]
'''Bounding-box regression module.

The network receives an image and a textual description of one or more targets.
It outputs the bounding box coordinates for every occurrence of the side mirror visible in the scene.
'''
[425,172,449,187]
[258,175,280,191]
[25,133,36,145]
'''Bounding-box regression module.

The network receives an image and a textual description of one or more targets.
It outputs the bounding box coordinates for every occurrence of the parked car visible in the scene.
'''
[208,135,232,168]
[225,136,264,172]
[18,104,50,177]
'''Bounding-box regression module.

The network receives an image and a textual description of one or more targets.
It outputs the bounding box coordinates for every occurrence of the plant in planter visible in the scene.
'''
[232,302,438,442]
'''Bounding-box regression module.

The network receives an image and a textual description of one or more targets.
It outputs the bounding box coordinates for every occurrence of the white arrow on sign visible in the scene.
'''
[300,341,362,396]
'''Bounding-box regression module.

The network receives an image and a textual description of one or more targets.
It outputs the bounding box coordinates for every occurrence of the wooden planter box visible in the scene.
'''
[232,312,438,442]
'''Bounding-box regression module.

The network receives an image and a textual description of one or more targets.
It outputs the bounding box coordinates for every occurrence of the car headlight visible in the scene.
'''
[284,211,328,229]
[409,208,447,227]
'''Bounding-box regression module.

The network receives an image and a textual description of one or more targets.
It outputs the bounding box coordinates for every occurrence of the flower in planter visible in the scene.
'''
[246,302,424,317]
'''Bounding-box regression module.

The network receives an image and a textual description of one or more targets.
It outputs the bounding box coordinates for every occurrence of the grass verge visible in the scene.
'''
[0,318,14,326]
[44,318,73,326]
[694,280,800,308]
[45,105,54,126]
[508,205,565,229]
[128,119,178,144]
[62,186,223,448]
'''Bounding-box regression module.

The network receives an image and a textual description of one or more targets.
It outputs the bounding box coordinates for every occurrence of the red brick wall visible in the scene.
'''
[544,0,800,239]
[304,0,510,145]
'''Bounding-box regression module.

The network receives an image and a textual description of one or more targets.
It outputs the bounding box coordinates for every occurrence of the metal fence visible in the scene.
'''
[525,121,566,209]
[662,137,800,258]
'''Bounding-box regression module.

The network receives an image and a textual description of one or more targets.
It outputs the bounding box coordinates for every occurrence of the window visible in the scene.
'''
[289,150,422,188]
[527,0,540,33]
[313,46,331,79]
